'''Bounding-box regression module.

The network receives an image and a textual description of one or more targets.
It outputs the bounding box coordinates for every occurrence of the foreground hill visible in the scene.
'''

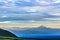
[0,28,17,38]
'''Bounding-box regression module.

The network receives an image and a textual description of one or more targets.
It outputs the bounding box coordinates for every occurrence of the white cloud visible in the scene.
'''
[0,15,7,18]
[50,13,60,16]
[0,0,60,7]
[35,0,52,6]
[35,0,60,6]
[23,6,52,13]
[27,20,37,22]
[49,8,60,16]
[53,0,60,3]
[26,8,38,12]
[0,21,12,23]
[38,0,50,5]
[24,0,31,2]
[44,18,60,20]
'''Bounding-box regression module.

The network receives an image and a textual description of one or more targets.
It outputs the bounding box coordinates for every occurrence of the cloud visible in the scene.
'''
[21,6,54,13]
[14,0,55,6]
[23,0,31,2]
[0,21,12,23]
[0,7,59,21]
[0,6,52,14]
[48,7,60,17]
[27,20,37,22]
[44,18,60,21]
[49,13,60,16]
[0,0,60,21]
[53,0,60,3]
[0,0,60,6]
[0,15,7,18]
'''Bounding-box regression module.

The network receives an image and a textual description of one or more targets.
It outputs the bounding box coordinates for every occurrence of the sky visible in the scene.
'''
[0,0,60,28]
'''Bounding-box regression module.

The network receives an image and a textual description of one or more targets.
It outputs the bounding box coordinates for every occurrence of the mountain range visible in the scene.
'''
[5,25,60,39]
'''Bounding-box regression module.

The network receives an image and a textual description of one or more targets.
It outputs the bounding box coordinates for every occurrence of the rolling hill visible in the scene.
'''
[0,28,17,38]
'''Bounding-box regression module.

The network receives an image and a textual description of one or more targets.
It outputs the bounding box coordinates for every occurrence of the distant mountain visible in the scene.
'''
[16,25,60,33]
[6,26,60,38]
[0,28,17,38]
[9,25,60,34]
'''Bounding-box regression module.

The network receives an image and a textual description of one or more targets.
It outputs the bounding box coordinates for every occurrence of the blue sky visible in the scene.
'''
[0,0,60,28]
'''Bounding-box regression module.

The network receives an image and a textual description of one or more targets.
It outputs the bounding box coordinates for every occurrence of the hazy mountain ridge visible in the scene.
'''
[3,26,60,38]
[8,26,60,34]
[19,26,60,33]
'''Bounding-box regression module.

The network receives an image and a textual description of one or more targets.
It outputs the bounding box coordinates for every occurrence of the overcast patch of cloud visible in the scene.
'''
[0,0,60,6]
